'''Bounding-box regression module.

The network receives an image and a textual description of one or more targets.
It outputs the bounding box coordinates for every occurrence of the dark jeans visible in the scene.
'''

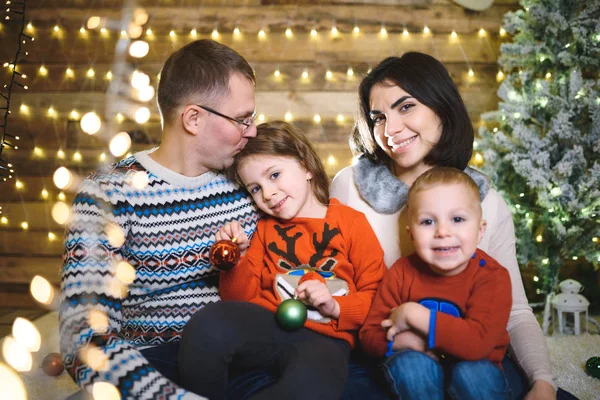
[382,350,510,400]
[141,333,576,400]
[177,302,350,400]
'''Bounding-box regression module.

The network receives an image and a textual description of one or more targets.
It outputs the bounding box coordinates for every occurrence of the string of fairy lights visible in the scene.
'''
[0,7,509,248]
[1,0,33,182]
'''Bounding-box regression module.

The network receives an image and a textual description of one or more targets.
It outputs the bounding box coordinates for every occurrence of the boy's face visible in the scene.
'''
[407,183,486,276]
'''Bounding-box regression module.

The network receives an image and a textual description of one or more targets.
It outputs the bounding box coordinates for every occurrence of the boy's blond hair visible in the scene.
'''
[407,167,481,216]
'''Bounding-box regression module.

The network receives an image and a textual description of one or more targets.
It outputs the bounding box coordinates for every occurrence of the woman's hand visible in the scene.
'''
[524,380,556,400]
[296,280,340,319]
[216,221,249,255]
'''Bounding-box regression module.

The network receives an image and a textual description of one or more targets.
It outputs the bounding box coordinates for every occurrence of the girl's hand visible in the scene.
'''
[296,280,340,319]
[216,221,249,255]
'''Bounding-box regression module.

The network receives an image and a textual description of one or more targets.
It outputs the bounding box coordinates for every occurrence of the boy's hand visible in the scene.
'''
[390,330,427,352]
[381,303,412,340]
[296,280,340,319]
[216,221,249,255]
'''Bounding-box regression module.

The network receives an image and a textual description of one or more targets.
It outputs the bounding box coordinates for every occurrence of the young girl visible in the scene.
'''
[178,121,387,400]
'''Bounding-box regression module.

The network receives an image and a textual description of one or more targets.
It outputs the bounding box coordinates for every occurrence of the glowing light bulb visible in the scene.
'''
[47,106,56,117]
[423,25,430,34]
[135,107,151,123]
[48,232,56,240]
[53,167,73,189]
[258,29,265,38]
[331,25,338,35]
[496,70,504,81]
[284,112,293,122]
[57,149,65,159]
[380,26,387,36]
[325,70,332,80]
[53,25,60,32]
[2,337,32,372]
[233,27,240,36]
[311,28,317,37]
[285,28,293,38]
[39,65,48,76]
[146,28,153,36]
[116,113,125,123]
[301,70,309,79]
[451,31,457,38]
[129,40,149,58]
[116,261,136,284]
[257,114,265,122]
[131,70,150,89]
[337,114,345,123]
[313,114,321,123]
[468,69,474,77]
[80,112,102,135]
[353,26,359,34]
[12,318,41,352]
[0,216,7,224]
[138,85,155,102]
[478,28,486,36]
[190,28,197,37]
[58,191,66,201]
[110,132,132,157]
[347,67,354,77]
[41,189,49,199]
[274,69,280,78]
[211,29,219,39]
[92,382,121,400]
[499,27,506,36]
[536,235,543,242]
[65,68,74,78]
[20,222,28,230]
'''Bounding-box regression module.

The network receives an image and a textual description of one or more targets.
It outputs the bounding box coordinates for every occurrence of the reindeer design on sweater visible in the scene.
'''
[268,223,349,324]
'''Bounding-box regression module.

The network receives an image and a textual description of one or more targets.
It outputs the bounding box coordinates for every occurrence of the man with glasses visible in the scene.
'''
[60,40,261,399]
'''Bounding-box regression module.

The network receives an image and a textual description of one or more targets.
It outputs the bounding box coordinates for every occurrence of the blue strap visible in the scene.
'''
[428,309,437,349]
[385,340,394,357]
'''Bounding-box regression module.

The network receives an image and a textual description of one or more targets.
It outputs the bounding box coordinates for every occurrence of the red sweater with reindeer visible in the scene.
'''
[220,198,387,347]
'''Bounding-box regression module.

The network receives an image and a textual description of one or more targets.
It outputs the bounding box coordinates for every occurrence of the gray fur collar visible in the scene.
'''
[353,156,491,214]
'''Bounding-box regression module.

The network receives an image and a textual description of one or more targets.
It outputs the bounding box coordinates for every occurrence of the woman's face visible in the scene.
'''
[369,81,442,184]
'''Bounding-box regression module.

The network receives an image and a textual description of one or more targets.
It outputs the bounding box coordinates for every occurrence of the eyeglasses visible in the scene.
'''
[196,104,256,133]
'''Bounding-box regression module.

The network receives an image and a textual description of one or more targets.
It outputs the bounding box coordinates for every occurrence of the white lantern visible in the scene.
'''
[551,279,589,335]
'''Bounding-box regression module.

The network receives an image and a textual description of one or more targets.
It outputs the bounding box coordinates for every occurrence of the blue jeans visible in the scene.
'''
[382,350,510,400]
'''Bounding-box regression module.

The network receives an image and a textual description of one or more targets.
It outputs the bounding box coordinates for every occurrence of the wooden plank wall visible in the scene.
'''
[0,0,516,289]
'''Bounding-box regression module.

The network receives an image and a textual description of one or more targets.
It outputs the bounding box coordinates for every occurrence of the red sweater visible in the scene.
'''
[360,249,512,365]
[220,199,387,347]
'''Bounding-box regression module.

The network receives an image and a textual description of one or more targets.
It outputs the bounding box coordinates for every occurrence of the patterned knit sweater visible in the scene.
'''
[220,199,387,347]
[59,149,258,399]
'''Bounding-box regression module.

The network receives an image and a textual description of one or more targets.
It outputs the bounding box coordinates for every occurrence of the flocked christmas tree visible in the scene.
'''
[478,0,599,332]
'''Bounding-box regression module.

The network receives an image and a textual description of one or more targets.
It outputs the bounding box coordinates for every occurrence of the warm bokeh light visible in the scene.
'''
[135,107,151,123]
[53,167,73,189]
[313,114,321,123]
[87,16,101,29]
[48,232,56,241]
[79,345,109,372]
[130,70,150,89]
[30,275,55,305]
[110,132,132,157]
[89,310,110,333]
[12,318,41,352]
[92,382,121,400]
[284,112,293,122]
[2,336,32,372]
[130,171,149,189]
[129,40,149,58]
[138,85,155,102]
[51,201,71,225]
[0,362,27,400]
[79,111,102,135]
[20,222,28,230]
[133,8,149,25]
[106,223,126,248]
[127,23,143,39]
[116,261,136,284]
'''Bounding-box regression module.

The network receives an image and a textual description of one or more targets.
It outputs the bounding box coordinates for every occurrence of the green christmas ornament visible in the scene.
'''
[276,298,307,331]
[585,357,600,379]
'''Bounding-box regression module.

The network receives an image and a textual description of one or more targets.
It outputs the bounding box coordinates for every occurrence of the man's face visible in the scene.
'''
[195,72,256,171]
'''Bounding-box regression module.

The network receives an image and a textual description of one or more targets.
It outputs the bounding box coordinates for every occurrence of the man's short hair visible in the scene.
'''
[407,167,481,214]
[157,39,255,126]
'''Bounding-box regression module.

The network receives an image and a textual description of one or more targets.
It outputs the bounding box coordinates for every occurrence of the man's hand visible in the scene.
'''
[216,221,249,255]
[296,280,340,319]
[524,380,556,400]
